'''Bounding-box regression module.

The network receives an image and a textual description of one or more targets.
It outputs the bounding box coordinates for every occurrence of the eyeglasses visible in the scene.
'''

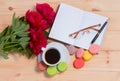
[69,24,101,39]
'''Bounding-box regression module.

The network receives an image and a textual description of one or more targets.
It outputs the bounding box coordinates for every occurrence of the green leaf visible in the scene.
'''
[10,35,16,42]
[16,32,29,37]
[0,26,9,38]
[44,31,49,37]
[19,16,25,22]
[26,46,34,58]
[0,51,9,59]
[12,13,17,27]
[18,37,30,42]
[19,41,29,49]
[0,41,4,50]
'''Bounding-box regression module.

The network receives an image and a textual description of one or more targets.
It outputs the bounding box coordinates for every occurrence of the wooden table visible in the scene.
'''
[0,0,120,81]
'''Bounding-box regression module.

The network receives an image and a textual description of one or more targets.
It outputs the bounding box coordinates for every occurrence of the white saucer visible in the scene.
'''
[37,42,70,65]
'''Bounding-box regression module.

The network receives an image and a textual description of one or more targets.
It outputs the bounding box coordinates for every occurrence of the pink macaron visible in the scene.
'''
[76,48,84,58]
[66,45,76,55]
[89,44,100,55]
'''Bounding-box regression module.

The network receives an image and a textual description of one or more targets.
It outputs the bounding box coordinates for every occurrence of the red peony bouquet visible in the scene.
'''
[0,3,56,59]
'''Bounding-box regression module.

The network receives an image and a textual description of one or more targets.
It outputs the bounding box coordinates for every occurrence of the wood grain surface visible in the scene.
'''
[0,0,120,81]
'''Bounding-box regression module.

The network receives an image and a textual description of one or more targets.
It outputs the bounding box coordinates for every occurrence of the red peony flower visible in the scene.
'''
[29,27,47,55]
[25,3,56,55]
[36,3,56,26]
[26,10,49,31]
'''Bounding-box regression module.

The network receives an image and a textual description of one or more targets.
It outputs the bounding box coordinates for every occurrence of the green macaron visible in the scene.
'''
[46,66,58,76]
[57,62,68,72]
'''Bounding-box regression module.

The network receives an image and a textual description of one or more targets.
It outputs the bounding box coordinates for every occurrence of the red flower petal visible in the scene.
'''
[29,28,47,55]
[26,10,49,31]
[36,3,56,26]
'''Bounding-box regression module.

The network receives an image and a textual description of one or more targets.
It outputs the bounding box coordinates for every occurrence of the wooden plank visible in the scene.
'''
[0,0,120,13]
[0,52,120,81]
[0,70,119,81]
[0,0,120,81]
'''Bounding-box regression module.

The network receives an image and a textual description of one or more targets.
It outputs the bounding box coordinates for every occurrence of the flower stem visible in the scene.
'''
[3,44,19,49]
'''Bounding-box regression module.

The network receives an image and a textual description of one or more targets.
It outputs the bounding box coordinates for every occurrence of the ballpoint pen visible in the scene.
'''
[91,21,108,44]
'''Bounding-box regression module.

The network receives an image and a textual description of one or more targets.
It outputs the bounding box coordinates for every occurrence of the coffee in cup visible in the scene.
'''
[42,46,61,66]
[45,48,60,65]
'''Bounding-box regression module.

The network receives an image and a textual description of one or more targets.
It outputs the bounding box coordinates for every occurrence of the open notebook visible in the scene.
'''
[49,3,109,50]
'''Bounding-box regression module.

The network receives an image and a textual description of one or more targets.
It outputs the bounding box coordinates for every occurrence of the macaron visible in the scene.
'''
[73,58,85,69]
[89,44,100,55]
[38,61,48,71]
[83,51,93,61]
[57,62,68,72]
[76,48,84,58]
[66,45,76,55]
[46,66,58,76]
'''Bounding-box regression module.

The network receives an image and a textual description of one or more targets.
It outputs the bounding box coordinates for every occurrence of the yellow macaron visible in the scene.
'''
[83,50,93,61]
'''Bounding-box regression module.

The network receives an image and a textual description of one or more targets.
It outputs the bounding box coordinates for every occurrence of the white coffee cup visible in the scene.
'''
[42,42,62,66]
